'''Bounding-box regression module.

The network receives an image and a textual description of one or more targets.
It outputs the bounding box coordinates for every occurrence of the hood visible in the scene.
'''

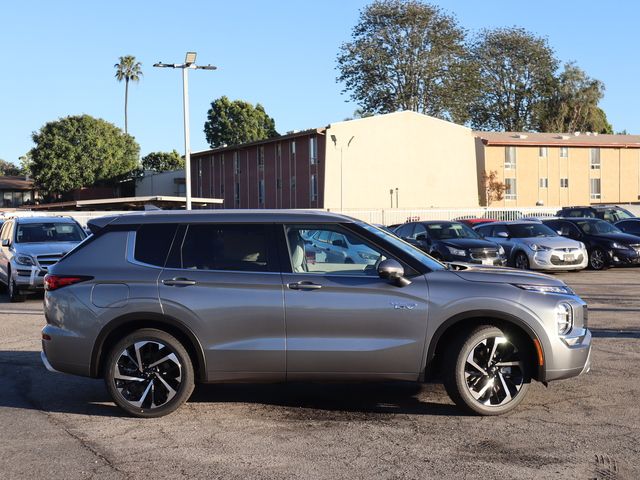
[589,232,640,244]
[13,241,81,256]
[451,264,564,287]
[517,236,581,249]
[440,238,500,250]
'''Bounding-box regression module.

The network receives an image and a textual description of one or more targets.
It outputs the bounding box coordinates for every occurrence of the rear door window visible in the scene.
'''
[166,224,275,272]
[134,224,178,267]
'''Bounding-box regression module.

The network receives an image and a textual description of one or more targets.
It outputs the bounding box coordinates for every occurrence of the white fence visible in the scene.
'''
[327,207,561,225]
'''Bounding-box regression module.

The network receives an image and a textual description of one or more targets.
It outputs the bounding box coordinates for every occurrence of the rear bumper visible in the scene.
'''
[41,324,92,377]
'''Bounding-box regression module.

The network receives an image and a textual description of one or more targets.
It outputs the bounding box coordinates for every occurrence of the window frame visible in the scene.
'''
[590,178,602,200]
[590,148,601,169]
[505,178,517,200]
[539,177,548,188]
[504,146,517,169]
[164,223,280,274]
[538,147,548,158]
[560,146,569,158]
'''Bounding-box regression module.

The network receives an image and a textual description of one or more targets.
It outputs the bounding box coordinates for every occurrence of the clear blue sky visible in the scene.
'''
[1,0,638,165]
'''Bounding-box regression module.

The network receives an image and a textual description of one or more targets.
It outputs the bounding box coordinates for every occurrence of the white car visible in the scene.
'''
[475,221,588,271]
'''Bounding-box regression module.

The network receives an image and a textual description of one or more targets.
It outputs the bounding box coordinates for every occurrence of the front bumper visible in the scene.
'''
[13,265,46,290]
[528,249,588,271]
[544,328,592,382]
[448,253,507,266]
[608,248,640,266]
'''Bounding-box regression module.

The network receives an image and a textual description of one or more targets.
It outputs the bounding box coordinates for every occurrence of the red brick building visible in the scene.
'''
[190,129,326,209]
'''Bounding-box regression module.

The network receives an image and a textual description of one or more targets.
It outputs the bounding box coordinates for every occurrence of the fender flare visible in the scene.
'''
[425,309,546,380]
[90,312,207,382]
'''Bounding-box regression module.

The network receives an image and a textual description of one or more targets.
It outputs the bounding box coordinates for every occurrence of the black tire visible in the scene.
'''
[589,248,608,270]
[513,251,530,270]
[442,325,531,416]
[8,270,26,303]
[104,328,195,418]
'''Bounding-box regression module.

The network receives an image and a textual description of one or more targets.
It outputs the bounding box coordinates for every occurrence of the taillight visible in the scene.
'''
[44,274,92,291]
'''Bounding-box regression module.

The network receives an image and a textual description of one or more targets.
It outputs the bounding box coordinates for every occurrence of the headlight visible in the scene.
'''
[556,302,573,335]
[357,251,379,261]
[528,243,550,251]
[611,242,629,250]
[515,284,575,295]
[15,255,35,266]
[446,246,466,257]
[498,245,505,255]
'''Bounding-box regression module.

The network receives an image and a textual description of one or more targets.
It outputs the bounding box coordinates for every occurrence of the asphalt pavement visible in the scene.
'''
[0,269,639,479]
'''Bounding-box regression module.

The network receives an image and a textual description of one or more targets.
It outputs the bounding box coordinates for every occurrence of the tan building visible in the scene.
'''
[476,132,640,207]
[190,111,481,210]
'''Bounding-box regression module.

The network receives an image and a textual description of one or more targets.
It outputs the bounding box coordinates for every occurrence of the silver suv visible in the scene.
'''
[41,211,592,417]
[0,216,86,302]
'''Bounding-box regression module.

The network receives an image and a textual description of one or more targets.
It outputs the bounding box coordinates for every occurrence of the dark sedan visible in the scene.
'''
[393,221,506,265]
[543,218,640,270]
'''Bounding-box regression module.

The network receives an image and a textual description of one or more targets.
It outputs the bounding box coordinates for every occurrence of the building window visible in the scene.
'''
[291,176,296,190]
[258,147,265,171]
[310,174,318,202]
[309,136,318,165]
[539,178,548,188]
[233,152,241,175]
[290,140,296,159]
[505,178,517,200]
[258,179,265,206]
[590,178,601,199]
[539,147,548,158]
[504,146,516,169]
[234,182,240,206]
[590,148,601,169]
[220,183,224,195]
[560,178,569,188]
[560,147,569,158]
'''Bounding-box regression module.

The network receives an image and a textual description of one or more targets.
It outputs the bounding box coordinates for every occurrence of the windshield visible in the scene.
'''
[599,208,634,222]
[506,223,558,238]
[576,219,622,235]
[16,222,85,243]
[359,222,446,271]
[425,222,482,240]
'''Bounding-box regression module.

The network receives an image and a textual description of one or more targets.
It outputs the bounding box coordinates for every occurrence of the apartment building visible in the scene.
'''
[190,111,481,210]
[475,132,640,207]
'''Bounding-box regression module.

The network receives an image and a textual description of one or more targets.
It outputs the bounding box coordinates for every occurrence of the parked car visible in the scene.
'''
[393,221,506,266]
[42,210,591,417]
[456,218,498,228]
[0,216,87,301]
[556,205,635,223]
[543,218,640,270]
[613,218,640,236]
[304,228,380,265]
[474,221,588,271]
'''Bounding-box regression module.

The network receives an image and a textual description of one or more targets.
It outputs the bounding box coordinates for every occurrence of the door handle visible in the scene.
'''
[287,281,322,291]
[163,278,197,287]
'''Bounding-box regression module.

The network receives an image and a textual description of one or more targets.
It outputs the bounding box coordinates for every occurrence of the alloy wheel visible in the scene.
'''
[590,249,605,270]
[514,253,529,270]
[112,341,182,409]
[463,336,525,407]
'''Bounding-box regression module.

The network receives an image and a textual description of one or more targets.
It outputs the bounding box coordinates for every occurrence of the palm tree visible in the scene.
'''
[114,55,143,134]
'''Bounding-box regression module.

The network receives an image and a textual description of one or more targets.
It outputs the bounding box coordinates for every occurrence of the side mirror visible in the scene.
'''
[496,231,509,239]
[1,239,9,247]
[377,259,411,287]
[556,230,564,236]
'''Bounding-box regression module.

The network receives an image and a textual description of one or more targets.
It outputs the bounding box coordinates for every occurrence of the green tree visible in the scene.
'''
[30,115,139,196]
[141,150,184,172]
[469,27,558,131]
[114,55,143,134]
[204,96,279,148]
[0,159,23,176]
[538,63,612,133]
[336,0,473,121]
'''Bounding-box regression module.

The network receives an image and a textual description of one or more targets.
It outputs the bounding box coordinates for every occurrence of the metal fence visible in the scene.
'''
[326,207,561,226]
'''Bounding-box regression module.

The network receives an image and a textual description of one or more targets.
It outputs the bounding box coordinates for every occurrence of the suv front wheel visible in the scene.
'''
[104,328,195,418]
[443,325,531,415]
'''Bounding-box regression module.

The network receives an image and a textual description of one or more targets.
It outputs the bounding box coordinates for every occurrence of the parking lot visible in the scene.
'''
[1,269,639,480]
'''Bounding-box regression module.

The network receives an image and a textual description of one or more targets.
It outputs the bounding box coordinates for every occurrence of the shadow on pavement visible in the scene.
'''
[0,350,461,418]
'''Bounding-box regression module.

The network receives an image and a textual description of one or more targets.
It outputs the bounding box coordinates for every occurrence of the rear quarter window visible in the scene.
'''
[134,224,178,267]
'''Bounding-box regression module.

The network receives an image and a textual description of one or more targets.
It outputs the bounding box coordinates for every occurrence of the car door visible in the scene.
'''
[484,224,516,257]
[158,223,285,382]
[0,221,13,284]
[281,224,429,381]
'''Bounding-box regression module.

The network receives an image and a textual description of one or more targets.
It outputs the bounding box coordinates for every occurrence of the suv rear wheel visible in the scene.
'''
[443,325,531,415]
[104,328,195,418]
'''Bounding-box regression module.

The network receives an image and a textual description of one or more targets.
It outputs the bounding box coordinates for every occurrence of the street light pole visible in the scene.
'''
[330,134,355,212]
[154,52,217,210]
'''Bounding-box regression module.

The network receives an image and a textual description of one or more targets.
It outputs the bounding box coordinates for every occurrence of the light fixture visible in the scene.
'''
[185,52,197,65]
